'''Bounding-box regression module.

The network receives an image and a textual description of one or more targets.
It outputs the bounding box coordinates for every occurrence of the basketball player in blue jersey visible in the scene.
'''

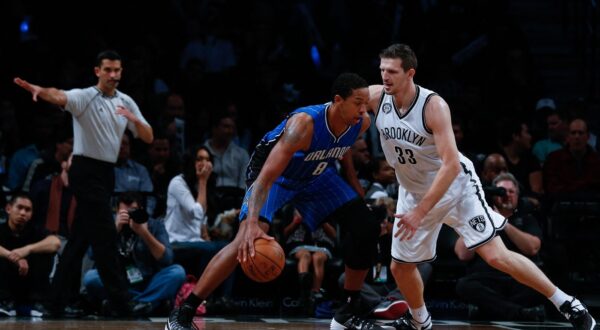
[166,73,386,330]
[366,43,595,330]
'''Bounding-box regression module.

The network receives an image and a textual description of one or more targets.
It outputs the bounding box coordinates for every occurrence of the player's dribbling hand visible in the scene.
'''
[237,220,273,263]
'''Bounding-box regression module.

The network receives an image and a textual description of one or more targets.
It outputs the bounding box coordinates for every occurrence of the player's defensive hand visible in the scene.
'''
[394,208,425,241]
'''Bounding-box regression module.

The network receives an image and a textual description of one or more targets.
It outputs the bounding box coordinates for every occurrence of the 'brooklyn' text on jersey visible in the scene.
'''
[379,127,426,146]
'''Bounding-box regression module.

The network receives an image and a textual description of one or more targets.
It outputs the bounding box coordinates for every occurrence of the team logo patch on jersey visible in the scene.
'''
[468,215,486,232]
[382,103,392,114]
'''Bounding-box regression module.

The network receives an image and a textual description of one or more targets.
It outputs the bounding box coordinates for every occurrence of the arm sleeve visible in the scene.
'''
[64,88,91,117]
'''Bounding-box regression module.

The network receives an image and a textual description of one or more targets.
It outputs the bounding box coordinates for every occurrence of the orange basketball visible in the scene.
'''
[240,238,285,283]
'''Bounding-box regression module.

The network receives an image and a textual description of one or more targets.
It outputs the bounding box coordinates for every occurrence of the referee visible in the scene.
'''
[14,50,153,316]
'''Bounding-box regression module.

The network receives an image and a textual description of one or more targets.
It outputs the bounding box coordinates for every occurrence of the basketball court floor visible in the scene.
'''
[0,316,574,330]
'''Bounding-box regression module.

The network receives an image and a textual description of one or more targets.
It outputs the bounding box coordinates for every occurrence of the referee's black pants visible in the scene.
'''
[50,156,131,313]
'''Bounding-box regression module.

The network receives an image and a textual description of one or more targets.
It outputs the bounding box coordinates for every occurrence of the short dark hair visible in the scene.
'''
[330,72,368,102]
[95,50,122,67]
[8,192,32,205]
[379,44,418,71]
[117,191,143,207]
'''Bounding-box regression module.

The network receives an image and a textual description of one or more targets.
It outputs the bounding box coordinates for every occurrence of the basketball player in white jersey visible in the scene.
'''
[367,44,595,330]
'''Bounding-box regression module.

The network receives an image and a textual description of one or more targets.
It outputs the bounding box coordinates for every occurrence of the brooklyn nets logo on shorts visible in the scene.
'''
[468,215,486,232]
[382,103,392,114]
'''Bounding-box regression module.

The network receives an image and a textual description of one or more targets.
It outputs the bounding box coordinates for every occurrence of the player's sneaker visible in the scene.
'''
[372,299,409,320]
[559,298,596,330]
[331,296,386,330]
[331,314,387,330]
[165,304,198,330]
[386,312,432,330]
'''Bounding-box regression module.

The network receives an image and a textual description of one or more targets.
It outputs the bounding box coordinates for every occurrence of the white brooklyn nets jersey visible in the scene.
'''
[376,85,506,261]
[376,85,470,197]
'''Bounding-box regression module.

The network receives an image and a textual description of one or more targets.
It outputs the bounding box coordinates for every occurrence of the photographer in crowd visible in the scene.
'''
[83,192,185,316]
[479,153,509,206]
[454,173,546,321]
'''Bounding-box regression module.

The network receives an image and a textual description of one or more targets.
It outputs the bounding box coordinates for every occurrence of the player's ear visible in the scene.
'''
[333,94,343,104]
[407,68,416,79]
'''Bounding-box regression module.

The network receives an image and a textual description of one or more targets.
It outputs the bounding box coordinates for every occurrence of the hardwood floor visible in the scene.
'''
[0,316,573,330]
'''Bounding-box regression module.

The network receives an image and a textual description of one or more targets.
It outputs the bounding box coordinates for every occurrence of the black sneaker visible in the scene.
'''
[0,300,16,317]
[560,298,596,330]
[331,297,386,330]
[387,312,432,330]
[331,314,387,330]
[165,304,198,330]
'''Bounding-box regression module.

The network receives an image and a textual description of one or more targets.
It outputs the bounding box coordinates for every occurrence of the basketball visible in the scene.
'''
[240,238,285,283]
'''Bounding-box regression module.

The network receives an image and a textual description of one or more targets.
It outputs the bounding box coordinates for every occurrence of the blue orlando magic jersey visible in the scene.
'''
[241,102,363,229]
[246,103,363,185]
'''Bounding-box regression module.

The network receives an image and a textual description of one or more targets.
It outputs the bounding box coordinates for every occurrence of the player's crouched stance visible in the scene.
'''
[165,202,385,330]
[167,72,387,330]
[368,43,596,330]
